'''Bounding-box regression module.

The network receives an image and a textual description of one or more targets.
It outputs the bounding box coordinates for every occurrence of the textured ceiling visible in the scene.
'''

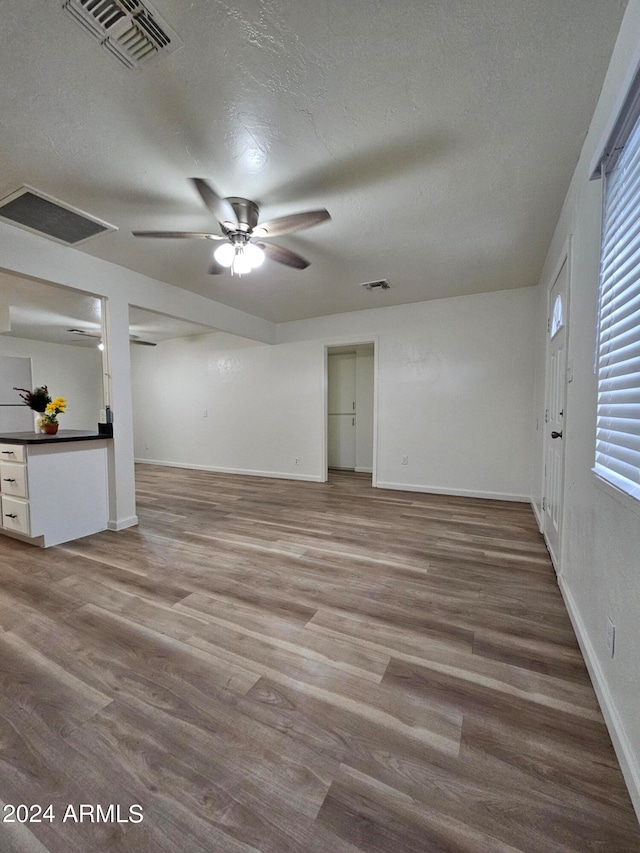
[0,0,628,324]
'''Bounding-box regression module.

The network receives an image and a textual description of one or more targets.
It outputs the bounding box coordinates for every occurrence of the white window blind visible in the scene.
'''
[595,111,640,501]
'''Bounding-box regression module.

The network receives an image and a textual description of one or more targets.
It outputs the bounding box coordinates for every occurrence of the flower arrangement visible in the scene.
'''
[41,397,67,425]
[13,385,51,412]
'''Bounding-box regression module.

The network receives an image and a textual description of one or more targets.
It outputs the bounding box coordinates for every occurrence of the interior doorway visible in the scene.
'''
[326,343,375,481]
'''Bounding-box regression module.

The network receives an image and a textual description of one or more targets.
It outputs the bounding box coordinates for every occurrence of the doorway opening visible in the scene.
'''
[326,342,376,485]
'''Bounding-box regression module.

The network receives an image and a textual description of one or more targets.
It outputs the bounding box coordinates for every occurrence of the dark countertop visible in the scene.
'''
[0,430,112,445]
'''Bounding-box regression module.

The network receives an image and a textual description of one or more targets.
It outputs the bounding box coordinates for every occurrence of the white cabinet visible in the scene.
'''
[328,353,356,415]
[1,495,30,535]
[328,413,357,469]
[0,443,26,463]
[1,460,28,498]
[0,437,109,547]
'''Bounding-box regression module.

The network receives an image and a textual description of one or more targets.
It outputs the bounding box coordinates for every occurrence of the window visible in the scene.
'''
[550,294,564,338]
[595,107,640,501]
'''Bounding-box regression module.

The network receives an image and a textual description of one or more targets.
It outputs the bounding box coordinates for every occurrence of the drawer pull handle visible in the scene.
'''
[2,478,16,482]
[1,451,15,455]
[4,513,18,519]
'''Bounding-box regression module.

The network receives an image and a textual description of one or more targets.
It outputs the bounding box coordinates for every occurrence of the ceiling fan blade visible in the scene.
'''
[191,178,238,225]
[68,329,156,346]
[261,242,310,270]
[132,231,224,240]
[257,209,330,238]
[208,260,226,275]
[68,328,99,338]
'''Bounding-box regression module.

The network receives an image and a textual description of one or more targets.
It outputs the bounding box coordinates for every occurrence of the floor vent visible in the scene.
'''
[0,186,117,246]
[62,0,182,70]
[360,279,391,291]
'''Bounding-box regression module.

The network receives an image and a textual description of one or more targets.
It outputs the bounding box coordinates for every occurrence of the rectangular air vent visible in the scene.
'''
[62,0,182,70]
[360,279,391,290]
[0,186,117,246]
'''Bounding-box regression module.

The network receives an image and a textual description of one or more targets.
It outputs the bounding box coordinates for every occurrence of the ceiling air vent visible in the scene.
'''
[360,279,391,291]
[0,186,117,246]
[62,0,182,70]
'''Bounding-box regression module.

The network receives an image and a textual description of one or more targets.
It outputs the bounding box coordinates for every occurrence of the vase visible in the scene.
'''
[34,411,44,433]
[43,423,58,435]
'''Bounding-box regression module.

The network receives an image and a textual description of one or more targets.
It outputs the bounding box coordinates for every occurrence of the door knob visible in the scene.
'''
[551,430,563,439]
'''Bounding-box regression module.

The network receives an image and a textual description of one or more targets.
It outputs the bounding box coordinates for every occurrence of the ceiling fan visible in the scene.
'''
[132,178,331,276]
[67,329,157,347]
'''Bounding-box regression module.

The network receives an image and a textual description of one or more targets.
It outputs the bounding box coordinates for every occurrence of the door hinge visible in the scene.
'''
[542,497,547,512]
[544,408,549,424]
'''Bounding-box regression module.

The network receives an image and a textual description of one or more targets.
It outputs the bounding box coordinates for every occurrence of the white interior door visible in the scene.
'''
[328,353,356,414]
[328,414,356,468]
[328,353,357,469]
[543,258,569,572]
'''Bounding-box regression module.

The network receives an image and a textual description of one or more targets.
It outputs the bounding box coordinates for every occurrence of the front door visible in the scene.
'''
[543,257,569,572]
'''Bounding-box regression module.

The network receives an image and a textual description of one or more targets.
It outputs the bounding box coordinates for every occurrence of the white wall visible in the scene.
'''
[280,288,537,500]
[131,290,536,501]
[531,0,640,817]
[0,337,102,430]
[131,332,324,480]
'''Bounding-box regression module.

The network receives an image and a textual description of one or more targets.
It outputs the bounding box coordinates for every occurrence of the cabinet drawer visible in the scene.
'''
[0,444,25,463]
[0,462,27,498]
[1,496,30,536]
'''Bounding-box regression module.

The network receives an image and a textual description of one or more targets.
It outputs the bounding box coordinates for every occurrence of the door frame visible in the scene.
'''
[323,336,379,485]
[541,238,572,574]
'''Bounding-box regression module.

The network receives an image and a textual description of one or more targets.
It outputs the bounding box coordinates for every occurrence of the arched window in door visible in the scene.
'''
[550,294,564,338]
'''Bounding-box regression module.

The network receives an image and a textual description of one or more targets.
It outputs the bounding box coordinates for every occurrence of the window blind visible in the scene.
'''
[595,112,640,501]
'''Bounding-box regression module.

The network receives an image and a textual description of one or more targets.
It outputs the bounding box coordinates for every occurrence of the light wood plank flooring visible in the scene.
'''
[0,466,638,852]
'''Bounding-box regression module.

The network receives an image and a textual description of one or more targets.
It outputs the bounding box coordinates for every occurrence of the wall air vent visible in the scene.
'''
[0,186,117,246]
[360,279,391,291]
[62,0,182,70]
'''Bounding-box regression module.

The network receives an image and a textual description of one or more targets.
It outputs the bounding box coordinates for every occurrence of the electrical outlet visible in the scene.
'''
[202,409,208,418]
[294,457,300,465]
[606,617,616,658]
[401,455,408,465]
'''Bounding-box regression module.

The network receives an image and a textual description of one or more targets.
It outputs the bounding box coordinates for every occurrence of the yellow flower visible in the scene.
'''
[44,396,67,419]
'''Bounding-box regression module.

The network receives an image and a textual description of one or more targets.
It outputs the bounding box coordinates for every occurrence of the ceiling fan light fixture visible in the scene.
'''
[214,241,264,275]
[133,180,327,274]
[232,251,252,276]
[213,242,235,267]
[245,242,265,268]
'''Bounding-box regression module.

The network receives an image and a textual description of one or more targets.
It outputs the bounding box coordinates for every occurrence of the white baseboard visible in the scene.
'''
[355,467,373,474]
[107,515,138,531]
[134,457,324,483]
[531,498,544,531]
[559,577,640,822]
[375,480,529,502]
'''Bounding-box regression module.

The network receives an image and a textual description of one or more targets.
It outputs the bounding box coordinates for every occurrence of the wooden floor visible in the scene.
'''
[0,467,638,852]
